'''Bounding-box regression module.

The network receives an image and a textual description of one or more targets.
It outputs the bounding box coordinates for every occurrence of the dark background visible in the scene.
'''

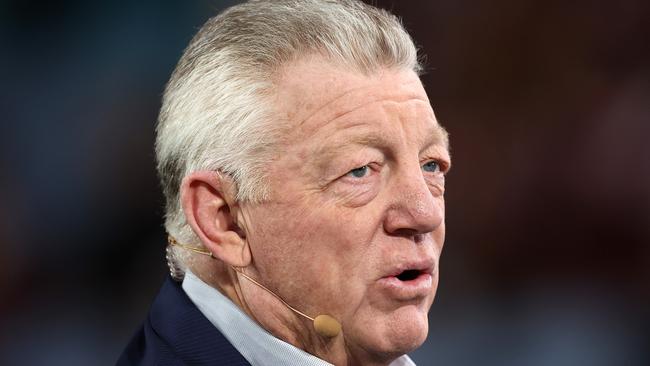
[1,0,649,365]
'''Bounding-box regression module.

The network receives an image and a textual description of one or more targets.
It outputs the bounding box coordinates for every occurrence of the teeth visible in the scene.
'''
[397,269,420,281]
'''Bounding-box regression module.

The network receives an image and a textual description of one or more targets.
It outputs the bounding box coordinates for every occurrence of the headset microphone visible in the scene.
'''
[168,236,342,338]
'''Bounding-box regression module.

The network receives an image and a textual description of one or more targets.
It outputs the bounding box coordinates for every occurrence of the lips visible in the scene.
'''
[396,269,424,281]
[383,258,434,278]
[377,259,435,301]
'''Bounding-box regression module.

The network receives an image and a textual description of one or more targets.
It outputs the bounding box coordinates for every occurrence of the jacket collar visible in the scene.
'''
[148,275,250,365]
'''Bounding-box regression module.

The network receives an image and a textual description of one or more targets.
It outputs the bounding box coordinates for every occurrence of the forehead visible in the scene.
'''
[271,56,448,150]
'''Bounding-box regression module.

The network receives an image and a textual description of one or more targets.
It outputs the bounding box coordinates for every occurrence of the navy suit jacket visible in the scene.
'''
[117,276,251,365]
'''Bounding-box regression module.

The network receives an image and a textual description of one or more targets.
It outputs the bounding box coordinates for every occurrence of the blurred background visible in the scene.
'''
[1,0,648,365]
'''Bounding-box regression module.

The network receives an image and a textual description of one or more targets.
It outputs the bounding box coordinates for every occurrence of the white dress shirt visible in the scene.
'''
[182,270,416,366]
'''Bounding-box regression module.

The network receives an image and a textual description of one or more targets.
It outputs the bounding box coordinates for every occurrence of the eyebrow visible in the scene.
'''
[310,134,386,171]
[311,123,450,169]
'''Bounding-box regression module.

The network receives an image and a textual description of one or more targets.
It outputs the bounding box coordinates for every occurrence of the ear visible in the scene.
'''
[180,171,251,267]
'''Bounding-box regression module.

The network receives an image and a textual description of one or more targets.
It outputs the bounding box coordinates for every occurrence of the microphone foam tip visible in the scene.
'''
[313,314,341,338]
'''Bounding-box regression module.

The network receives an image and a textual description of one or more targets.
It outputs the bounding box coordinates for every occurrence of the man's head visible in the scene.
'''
[156,0,450,364]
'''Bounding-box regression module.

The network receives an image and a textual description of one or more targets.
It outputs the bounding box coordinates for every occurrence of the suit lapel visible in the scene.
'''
[148,276,251,365]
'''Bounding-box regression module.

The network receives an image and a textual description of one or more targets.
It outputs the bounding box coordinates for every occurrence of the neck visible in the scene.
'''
[192,264,399,366]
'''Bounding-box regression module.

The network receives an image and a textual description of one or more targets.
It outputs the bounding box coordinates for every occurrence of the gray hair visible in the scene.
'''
[157,0,422,279]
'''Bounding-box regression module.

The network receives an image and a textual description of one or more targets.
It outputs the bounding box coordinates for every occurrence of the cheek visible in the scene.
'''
[246,203,317,263]
[251,195,374,251]
[245,199,380,305]
[245,201,344,278]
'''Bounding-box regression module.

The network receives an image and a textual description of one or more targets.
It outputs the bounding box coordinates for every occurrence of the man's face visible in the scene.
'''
[239,58,449,358]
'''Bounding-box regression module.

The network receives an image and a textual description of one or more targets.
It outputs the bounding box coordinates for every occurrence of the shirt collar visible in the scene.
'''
[182,270,416,366]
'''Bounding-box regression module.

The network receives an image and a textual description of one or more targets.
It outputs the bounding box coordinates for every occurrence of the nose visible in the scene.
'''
[383,164,444,237]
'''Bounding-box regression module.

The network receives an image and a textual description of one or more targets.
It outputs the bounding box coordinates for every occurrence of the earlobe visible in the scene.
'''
[180,171,251,267]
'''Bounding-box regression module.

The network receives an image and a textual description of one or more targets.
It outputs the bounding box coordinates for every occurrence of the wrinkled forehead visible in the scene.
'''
[271,57,448,149]
[274,58,424,119]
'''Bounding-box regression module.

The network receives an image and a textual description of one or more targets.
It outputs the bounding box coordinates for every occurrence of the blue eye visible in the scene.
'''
[347,165,369,178]
[422,161,440,173]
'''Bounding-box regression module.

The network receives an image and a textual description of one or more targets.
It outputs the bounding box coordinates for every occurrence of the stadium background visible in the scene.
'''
[1,0,649,364]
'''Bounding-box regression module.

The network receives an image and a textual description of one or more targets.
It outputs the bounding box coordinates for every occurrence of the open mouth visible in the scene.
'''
[396,269,422,281]
[379,264,434,300]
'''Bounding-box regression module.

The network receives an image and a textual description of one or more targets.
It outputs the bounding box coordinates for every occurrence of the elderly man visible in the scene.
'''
[119,0,450,365]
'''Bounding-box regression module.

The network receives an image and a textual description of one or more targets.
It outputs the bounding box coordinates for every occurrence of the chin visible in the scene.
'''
[384,306,430,353]
[351,305,430,360]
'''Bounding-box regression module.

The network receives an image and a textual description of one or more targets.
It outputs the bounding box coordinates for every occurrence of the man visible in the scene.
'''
[118,0,450,365]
